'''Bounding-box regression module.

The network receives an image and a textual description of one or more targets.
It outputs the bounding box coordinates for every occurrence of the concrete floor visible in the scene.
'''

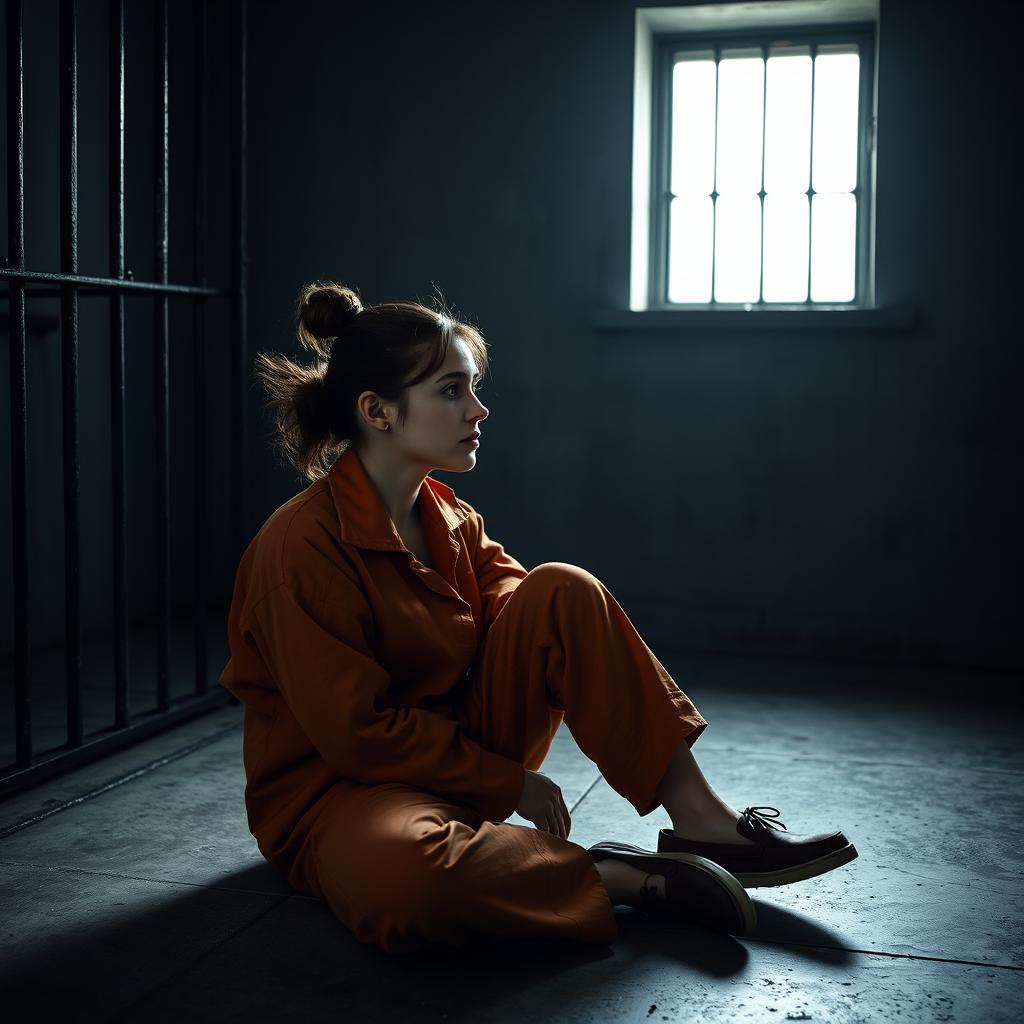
[1,651,1021,1022]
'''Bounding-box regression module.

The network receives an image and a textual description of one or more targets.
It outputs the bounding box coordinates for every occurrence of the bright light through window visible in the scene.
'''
[667,44,860,304]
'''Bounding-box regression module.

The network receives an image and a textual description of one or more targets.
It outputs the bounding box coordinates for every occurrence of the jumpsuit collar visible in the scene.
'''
[326,444,470,553]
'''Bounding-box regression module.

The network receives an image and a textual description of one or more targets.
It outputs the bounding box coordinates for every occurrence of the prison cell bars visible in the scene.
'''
[1,0,248,799]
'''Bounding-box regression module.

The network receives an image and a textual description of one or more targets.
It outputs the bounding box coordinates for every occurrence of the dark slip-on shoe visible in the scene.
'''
[657,805,858,888]
[588,841,757,935]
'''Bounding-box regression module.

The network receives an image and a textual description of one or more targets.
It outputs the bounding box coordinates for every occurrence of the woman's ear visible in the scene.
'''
[357,390,393,433]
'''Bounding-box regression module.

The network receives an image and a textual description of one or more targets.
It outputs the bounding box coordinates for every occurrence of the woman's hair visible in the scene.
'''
[253,282,489,482]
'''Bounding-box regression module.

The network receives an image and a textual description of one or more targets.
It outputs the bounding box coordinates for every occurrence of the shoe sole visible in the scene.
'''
[729,842,859,888]
[589,842,757,935]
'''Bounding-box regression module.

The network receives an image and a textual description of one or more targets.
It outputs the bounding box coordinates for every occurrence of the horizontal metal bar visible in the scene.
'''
[0,266,228,295]
[0,690,235,802]
[0,718,242,839]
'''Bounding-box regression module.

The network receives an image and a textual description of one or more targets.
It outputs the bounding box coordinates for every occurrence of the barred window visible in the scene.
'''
[645,23,876,309]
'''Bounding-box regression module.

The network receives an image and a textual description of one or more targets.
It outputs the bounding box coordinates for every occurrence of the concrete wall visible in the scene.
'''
[2,0,1018,677]
[244,0,1020,672]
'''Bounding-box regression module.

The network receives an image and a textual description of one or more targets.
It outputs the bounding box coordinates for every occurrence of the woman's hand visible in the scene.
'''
[516,769,571,839]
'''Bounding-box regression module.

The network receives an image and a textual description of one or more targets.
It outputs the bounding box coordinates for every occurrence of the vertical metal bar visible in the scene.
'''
[653,40,671,308]
[758,44,767,304]
[807,42,817,303]
[660,44,676,307]
[229,0,249,562]
[6,0,31,767]
[710,44,720,304]
[192,0,208,694]
[109,0,129,727]
[863,31,876,308]
[59,0,82,747]
[856,35,871,306]
[154,0,171,711]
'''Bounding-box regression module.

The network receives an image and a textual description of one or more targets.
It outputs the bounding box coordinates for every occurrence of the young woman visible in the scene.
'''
[218,282,857,955]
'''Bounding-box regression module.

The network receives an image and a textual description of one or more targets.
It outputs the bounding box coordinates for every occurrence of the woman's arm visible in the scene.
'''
[245,570,525,822]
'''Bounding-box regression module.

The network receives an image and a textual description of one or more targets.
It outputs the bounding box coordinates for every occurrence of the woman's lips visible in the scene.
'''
[461,437,480,447]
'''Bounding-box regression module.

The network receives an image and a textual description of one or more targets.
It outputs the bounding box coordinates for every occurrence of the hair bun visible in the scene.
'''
[295,281,363,352]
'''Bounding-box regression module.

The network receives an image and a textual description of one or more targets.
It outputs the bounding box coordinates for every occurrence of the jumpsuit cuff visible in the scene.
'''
[634,695,709,818]
[577,856,621,945]
[528,829,620,946]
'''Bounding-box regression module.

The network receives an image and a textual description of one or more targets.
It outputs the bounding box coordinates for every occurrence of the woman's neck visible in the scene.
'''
[354,444,428,532]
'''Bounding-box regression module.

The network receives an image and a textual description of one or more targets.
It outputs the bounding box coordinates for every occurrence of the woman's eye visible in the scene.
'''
[444,382,482,398]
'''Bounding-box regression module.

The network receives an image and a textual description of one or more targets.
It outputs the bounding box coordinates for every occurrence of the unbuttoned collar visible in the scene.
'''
[326,444,470,552]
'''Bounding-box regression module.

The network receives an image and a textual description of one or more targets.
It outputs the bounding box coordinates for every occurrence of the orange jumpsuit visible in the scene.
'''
[218,445,709,953]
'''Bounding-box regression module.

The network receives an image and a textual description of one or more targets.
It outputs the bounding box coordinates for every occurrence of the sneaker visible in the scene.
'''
[658,805,858,888]
[589,841,756,935]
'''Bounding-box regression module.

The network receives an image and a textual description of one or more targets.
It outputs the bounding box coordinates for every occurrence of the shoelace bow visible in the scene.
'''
[740,805,789,833]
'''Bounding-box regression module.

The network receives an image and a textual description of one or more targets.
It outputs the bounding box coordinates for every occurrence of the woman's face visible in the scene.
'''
[362,335,490,473]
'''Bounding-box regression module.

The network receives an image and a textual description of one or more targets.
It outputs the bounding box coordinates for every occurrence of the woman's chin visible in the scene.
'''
[439,449,477,471]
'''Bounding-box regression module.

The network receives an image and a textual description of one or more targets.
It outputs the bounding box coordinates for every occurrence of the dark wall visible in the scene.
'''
[4,0,1019,677]
[242,0,1021,673]
[244,0,1021,672]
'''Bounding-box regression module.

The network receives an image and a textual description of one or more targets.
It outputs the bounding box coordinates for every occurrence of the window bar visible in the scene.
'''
[807,41,817,303]
[710,44,720,304]
[6,0,31,767]
[758,44,767,304]
[853,43,864,305]
[59,0,83,748]
[654,46,669,310]
[154,0,171,711]
[109,0,129,728]
[193,0,209,694]
[229,0,248,562]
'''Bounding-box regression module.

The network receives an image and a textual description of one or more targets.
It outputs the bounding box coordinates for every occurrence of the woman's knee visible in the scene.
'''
[525,561,601,592]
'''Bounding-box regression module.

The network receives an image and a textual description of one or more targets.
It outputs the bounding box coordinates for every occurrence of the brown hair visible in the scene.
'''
[253,282,490,482]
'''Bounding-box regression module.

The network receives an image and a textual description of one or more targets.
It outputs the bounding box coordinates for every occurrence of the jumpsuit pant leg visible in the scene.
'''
[302,561,709,955]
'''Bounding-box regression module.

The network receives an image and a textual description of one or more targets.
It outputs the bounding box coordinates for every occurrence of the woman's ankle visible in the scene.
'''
[668,801,747,842]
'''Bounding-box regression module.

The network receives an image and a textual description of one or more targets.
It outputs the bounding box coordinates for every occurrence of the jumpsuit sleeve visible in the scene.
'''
[458,499,530,633]
[248,575,526,823]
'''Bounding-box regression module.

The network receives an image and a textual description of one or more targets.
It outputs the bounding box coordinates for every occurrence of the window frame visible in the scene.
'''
[648,21,877,311]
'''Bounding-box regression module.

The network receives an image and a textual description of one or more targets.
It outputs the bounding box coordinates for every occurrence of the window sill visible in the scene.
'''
[592,304,917,332]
